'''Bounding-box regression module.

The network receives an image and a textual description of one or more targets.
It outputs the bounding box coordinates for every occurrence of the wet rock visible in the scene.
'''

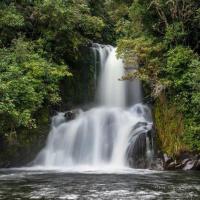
[183,160,197,170]
[150,158,164,171]
[175,163,184,170]
[196,159,200,170]
[163,154,173,165]
[64,109,81,121]
[182,158,191,166]
[159,152,200,171]
[127,132,147,168]
[133,122,148,130]
[166,161,176,170]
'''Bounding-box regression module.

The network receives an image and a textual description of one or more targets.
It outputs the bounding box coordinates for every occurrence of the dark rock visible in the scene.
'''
[126,120,155,169]
[127,133,147,168]
[163,154,173,165]
[64,109,81,121]
[166,161,176,170]
[175,163,184,170]
[158,151,200,171]
[132,122,148,130]
[195,159,200,170]
[182,158,191,166]
[150,158,164,171]
[183,160,197,170]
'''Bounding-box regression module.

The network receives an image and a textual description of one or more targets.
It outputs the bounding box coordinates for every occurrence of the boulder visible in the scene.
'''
[166,161,176,170]
[64,109,81,121]
[182,158,191,166]
[195,159,200,170]
[149,158,164,171]
[157,152,200,171]
[183,160,198,170]
[175,163,184,170]
[163,154,173,165]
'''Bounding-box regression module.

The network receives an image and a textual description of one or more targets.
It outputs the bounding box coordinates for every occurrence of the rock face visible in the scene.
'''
[126,122,154,169]
[64,109,81,121]
[149,158,164,170]
[163,153,200,171]
[145,152,200,171]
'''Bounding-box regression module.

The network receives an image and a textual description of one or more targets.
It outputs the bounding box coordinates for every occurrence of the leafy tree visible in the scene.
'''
[27,0,104,61]
[116,0,200,154]
[0,0,105,132]
[0,2,24,46]
[0,38,71,136]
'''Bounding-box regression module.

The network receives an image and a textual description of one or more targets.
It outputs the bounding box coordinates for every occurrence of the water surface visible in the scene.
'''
[0,169,199,199]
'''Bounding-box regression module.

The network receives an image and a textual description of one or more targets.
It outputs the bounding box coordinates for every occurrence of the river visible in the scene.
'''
[0,169,199,199]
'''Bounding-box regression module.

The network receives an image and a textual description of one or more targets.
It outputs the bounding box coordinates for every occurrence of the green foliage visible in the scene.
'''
[0,38,71,134]
[184,123,200,151]
[98,0,131,42]
[0,0,104,141]
[0,1,105,60]
[117,36,168,97]
[0,3,24,28]
[164,22,187,45]
[164,46,196,87]
[31,0,104,61]
[0,2,24,46]
[163,47,200,150]
[115,0,200,154]
[154,95,187,157]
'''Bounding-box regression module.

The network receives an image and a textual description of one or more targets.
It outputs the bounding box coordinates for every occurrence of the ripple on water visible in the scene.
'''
[0,170,199,200]
[58,194,79,200]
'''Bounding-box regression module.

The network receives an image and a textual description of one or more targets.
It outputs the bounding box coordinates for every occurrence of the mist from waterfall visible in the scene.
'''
[32,44,153,170]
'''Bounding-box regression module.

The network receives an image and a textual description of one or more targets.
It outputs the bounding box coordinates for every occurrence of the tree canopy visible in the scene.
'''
[113,0,200,154]
[0,0,104,137]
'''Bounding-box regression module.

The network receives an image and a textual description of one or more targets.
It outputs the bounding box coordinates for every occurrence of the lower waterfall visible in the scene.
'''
[32,44,153,170]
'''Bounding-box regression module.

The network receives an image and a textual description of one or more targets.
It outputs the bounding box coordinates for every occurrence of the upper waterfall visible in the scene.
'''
[32,44,153,170]
[93,45,126,107]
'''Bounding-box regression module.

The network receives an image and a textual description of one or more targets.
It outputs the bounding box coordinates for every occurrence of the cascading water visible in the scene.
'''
[32,44,153,170]
[94,45,126,107]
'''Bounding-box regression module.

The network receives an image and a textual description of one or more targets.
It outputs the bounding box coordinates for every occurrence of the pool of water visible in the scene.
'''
[0,168,199,199]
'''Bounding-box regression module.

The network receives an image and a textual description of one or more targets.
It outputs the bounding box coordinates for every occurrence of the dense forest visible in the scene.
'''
[0,0,200,167]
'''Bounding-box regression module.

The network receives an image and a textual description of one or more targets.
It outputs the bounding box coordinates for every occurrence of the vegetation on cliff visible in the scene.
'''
[112,0,200,155]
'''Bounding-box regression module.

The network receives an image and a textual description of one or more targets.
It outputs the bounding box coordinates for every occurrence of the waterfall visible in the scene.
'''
[95,45,126,107]
[32,44,153,170]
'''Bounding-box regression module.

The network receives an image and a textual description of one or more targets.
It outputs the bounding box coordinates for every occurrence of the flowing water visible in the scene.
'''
[96,45,126,107]
[1,45,199,199]
[0,169,199,199]
[32,44,153,169]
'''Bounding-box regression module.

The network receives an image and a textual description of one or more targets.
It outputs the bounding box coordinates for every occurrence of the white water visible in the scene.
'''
[96,45,126,107]
[33,45,152,170]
